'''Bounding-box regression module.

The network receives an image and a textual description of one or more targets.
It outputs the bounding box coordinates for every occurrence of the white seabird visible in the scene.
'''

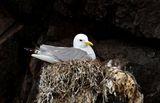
[31,33,96,63]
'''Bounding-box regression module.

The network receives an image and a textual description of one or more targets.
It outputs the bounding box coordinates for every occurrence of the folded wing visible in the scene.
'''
[31,44,90,63]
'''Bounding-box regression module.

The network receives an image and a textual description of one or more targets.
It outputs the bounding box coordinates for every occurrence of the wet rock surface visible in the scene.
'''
[0,0,160,103]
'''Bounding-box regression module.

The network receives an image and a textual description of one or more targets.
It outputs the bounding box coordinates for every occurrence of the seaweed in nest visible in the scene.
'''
[35,60,143,103]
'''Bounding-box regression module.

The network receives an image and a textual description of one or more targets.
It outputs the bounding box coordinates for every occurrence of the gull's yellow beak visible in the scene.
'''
[84,41,93,46]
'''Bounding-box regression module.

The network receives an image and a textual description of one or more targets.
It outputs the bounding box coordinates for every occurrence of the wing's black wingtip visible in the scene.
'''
[24,48,35,52]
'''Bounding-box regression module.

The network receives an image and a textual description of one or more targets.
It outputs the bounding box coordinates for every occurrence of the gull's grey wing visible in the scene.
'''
[38,44,91,61]
[40,44,66,51]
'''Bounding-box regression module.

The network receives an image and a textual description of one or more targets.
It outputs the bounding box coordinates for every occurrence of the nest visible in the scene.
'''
[35,60,143,103]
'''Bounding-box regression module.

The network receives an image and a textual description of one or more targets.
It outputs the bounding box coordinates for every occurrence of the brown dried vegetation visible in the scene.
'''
[35,60,143,103]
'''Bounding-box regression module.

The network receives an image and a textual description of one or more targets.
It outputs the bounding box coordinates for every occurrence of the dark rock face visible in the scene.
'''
[0,0,160,103]
[113,0,160,38]
[2,0,160,38]
[0,8,23,103]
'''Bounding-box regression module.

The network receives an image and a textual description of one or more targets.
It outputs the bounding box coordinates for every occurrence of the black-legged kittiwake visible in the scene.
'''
[31,33,96,63]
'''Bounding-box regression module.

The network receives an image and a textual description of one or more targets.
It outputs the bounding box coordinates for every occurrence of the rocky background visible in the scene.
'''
[0,0,160,103]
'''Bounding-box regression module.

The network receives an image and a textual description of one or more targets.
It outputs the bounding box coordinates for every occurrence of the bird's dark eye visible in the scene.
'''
[79,39,83,41]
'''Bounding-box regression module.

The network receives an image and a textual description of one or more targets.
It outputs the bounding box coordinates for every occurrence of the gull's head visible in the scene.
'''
[73,33,93,48]
[73,33,96,59]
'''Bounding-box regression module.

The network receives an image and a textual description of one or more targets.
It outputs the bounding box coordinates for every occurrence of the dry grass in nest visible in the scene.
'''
[35,60,143,103]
